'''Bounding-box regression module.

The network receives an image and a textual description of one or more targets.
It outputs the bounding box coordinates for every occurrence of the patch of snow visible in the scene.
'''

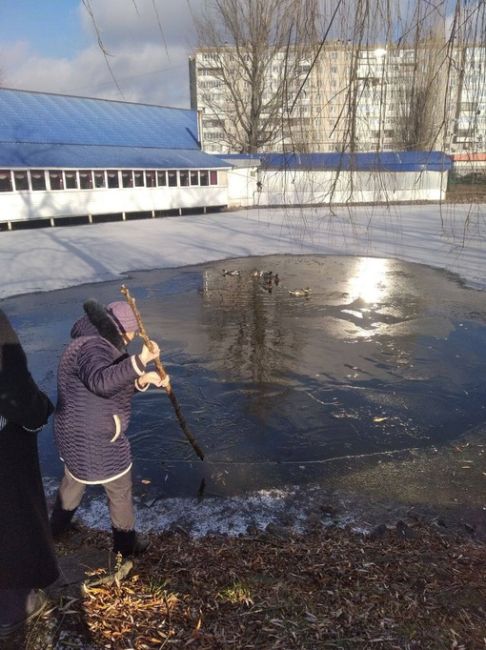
[1,204,486,300]
[44,479,344,537]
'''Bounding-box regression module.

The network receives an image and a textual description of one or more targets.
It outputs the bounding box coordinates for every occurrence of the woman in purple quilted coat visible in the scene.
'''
[51,299,168,557]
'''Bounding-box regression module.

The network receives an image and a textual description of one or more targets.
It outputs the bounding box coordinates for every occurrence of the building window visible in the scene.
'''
[200,170,209,186]
[122,171,134,188]
[210,170,218,185]
[31,170,47,191]
[203,118,223,128]
[179,170,189,186]
[145,170,156,187]
[64,171,78,189]
[134,170,144,187]
[205,132,225,141]
[79,171,93,190]
[107,170,119,188]
[13,171,29,191]
[93,171,106,188]
[157,170,167,186]
[0,170,12,192]
[49,171,64,190]
[460,102,478,112]
[168,170,178,187]
[190,170,199,185]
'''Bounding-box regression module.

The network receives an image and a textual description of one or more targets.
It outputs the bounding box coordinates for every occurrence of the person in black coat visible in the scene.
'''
[0,309,58,638]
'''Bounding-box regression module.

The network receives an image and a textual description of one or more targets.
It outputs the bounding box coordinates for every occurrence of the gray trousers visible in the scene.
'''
[59,467,135,531]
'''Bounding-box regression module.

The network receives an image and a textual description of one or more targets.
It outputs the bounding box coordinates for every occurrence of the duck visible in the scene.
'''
[289,287,311,297]
[251,269,264,278]
[222,269,240,277]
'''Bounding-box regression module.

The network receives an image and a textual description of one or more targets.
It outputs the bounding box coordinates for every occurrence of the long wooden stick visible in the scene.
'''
[120,284,205,461]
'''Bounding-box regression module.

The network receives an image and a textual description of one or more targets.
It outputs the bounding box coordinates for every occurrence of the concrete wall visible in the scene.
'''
[257,169,448,204]
[226,166,259,207]
[0,185,228,223]
[0,166,448,225]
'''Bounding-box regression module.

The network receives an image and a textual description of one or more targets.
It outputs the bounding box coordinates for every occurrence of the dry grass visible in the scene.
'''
[5,522,485,649]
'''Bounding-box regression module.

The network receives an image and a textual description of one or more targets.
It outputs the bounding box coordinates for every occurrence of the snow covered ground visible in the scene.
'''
[1,202,486,300]
[3,202,486,535]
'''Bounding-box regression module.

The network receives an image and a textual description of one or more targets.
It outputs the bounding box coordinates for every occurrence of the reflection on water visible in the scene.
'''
[3,255,486,501]
[347,257,390,305]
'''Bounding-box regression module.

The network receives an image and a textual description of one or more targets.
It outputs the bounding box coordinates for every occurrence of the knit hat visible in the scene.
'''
[106,301,139,334]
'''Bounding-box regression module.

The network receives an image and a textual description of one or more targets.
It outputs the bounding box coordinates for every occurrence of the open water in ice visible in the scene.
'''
[3,254,486,526]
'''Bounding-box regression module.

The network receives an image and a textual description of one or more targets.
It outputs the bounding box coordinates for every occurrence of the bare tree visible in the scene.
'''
[192,0,320,153]
[393,37,448,150]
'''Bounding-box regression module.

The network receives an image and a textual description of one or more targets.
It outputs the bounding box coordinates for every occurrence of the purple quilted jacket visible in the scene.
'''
[54,300,145,483]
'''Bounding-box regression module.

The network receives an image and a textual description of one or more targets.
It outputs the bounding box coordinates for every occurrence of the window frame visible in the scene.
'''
[179,170,190,187]
[106,170,120,189]
[145,170,156,188]
[79,170,93,190]
[0,170,13,192]
[167,170,178,187]
[48,170,64,191]
[63,170,79,190]
[13,170,29,191]
[121,170,134,188]
[133,170,145,187]
[30,170,47,191]
[93,170,106,189]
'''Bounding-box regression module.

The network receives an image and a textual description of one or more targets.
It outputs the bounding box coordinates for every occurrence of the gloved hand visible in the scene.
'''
[139,340,160,365]
[137,371,170,389]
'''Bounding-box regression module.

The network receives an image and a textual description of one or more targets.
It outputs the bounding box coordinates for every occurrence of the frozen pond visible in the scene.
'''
[3,254,486,508]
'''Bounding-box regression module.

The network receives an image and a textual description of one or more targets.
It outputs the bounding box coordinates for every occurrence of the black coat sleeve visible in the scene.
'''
[0,310,54,430]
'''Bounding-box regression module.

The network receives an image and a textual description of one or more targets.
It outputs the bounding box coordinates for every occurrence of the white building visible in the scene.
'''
[0,88,231,230]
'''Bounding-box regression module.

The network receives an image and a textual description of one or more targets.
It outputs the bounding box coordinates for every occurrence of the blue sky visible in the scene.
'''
[0,1,87,59]
[0,0,462,108]
[0,0,201,107]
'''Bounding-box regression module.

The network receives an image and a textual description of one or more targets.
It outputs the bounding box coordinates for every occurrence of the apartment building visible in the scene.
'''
[449,45,486,151]
[189,47,323,154]
[189,43,485,155]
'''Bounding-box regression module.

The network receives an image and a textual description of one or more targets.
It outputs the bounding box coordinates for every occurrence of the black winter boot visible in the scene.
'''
[50,495,78,539]
[112,528,149,557]
[112,528,149,558]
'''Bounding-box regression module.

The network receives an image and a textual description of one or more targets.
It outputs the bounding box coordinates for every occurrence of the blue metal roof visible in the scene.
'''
[0,88,232,169]
[219,154,262,161]
[0,143,230,169]
[0,88,199,149]
[259,151,452,172]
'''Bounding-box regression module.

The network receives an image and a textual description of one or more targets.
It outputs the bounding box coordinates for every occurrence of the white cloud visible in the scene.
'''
[0,40,31,70]
[80,0,204,49]
[2,0,206,107]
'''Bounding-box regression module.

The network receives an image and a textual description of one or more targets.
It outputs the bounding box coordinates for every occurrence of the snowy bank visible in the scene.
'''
[1,203,486,300]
